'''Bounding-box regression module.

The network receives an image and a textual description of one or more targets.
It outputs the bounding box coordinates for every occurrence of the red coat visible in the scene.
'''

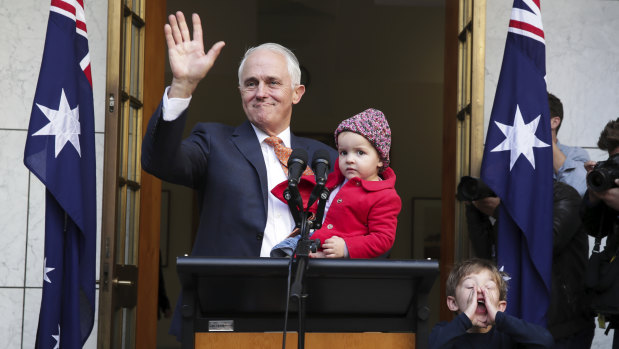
[272,161,401,258]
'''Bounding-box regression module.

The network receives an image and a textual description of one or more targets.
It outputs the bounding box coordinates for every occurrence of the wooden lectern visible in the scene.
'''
[177,257,438,349]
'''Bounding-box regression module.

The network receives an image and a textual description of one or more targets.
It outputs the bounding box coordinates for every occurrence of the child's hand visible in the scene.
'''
[321,236,348,258]
[463,285,479,323]
[309,251,326,258]
[482,287,499,325]
[464,285,492,329]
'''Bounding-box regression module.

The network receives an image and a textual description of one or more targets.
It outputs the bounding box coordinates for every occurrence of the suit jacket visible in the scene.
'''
[141,102,338,257]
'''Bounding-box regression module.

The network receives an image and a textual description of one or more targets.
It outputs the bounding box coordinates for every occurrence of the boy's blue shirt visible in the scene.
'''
[429,311,554,349]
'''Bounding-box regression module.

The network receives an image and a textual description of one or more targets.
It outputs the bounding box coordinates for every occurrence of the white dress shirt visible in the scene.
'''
[251,125,297,256]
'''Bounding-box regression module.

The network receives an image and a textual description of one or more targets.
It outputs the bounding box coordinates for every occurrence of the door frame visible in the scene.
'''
[440,0,486,321]
[97,0,166,347]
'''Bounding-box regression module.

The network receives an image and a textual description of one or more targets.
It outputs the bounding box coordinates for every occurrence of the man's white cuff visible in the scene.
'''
[162,86,192,121]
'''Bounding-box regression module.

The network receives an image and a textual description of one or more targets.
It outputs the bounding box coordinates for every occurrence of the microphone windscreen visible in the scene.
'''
[312,149,330,169]
[288,148,308,167]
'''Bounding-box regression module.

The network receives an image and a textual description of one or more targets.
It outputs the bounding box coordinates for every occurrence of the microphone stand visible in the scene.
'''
[288,186,329,349]
[289,212,311,349]
[283,187,302,228]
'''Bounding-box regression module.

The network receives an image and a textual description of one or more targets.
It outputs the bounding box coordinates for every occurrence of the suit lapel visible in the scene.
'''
[231,121,269,211]
[291,133,311,156]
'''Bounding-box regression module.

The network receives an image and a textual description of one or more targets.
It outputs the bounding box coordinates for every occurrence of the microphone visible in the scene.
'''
[287,148,308,186]
[311,149,330,186]
[307,149,330,209]
[285,148,308,214]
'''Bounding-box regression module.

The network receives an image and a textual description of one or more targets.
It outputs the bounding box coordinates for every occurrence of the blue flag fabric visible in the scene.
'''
[480,0,553,327]
[23,1,96,347]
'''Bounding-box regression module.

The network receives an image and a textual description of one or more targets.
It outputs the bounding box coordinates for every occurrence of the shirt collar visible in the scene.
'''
[251,124,292,148]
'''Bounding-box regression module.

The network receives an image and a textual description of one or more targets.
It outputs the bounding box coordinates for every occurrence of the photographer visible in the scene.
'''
[581,118,619,349]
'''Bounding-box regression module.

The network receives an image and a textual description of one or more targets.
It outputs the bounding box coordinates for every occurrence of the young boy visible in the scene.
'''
[270,108,401,258]
[429,258,554,348]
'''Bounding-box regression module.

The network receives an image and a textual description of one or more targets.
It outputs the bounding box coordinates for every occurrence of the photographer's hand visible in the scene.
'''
[593,180,619,211]
[472,197,501,218]
[584,160,597,173]
[585,161,601,204]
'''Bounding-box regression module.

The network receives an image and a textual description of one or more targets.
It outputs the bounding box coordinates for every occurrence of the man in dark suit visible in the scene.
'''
[142,11,337,340]
[142,11,337,258]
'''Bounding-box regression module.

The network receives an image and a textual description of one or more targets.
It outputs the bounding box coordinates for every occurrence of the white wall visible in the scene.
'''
[485,1,619,347]
[0,0,107,347]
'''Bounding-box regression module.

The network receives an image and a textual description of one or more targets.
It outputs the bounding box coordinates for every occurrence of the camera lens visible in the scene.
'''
[588,172,604,188]
[461,179,479,200]
[587,170,613,192]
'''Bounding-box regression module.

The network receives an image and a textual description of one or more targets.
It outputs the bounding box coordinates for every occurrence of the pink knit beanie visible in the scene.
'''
[334,108,391,168]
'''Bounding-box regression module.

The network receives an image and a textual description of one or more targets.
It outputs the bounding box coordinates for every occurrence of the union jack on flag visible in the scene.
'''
[24,0,96,347]
[508,0,545,44]
[481,0,553,327]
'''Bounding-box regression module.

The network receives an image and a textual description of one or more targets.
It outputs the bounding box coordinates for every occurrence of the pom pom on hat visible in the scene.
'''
[334,108,391,168]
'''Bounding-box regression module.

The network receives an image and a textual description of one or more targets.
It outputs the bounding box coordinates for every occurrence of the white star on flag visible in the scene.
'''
[32,88,81,158]
[43,257,55,284]
[490,104,549,170]
[499,265,512,282]
[52,324,60,349]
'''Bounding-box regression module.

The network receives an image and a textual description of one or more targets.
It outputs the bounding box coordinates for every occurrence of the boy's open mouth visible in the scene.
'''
[476,298,487,314]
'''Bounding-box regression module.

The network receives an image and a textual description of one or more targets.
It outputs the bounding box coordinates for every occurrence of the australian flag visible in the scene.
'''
[480,0,553,327]
[23,0,96,347]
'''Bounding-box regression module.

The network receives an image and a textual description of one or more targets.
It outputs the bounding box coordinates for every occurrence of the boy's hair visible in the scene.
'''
[446,258,508,301]
[597,118,619,152]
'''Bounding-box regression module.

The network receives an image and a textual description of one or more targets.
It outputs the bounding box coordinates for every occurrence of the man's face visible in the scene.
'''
[239,49,305,136]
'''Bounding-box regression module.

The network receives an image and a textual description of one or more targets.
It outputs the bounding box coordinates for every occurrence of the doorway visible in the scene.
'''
[156,1,446,347]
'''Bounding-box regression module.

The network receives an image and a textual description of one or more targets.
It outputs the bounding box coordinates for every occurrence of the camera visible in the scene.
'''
[456,176,496,202]
[586,153,619,192]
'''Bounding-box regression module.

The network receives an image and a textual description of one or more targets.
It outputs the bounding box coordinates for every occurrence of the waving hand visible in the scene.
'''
[165,12,225,98]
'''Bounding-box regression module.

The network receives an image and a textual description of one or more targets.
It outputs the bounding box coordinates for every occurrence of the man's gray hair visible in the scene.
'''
[238,43,302,88]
